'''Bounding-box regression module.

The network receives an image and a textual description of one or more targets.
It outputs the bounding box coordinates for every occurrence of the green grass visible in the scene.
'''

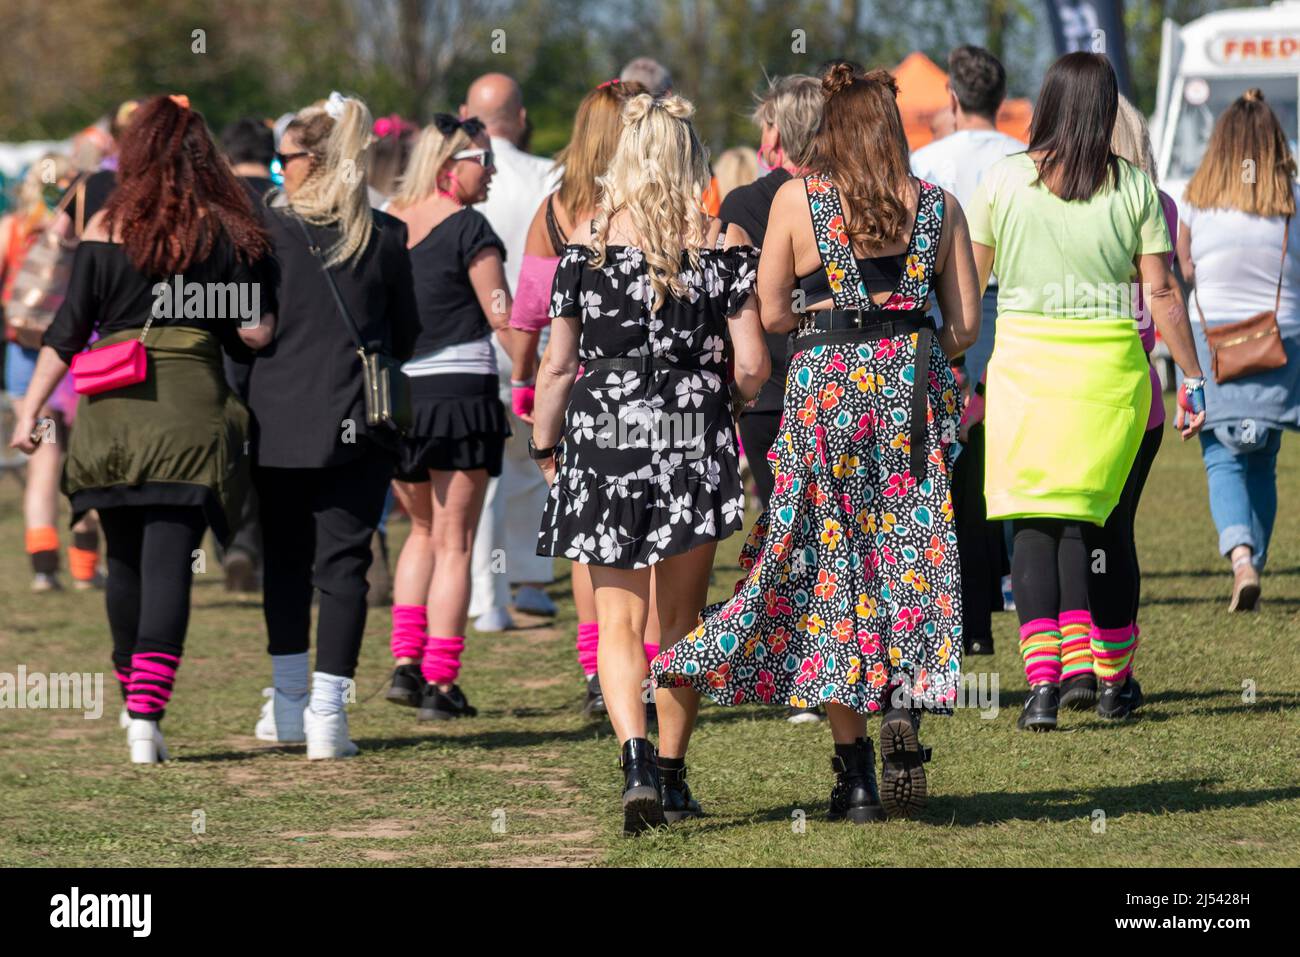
[1,395,1298,867]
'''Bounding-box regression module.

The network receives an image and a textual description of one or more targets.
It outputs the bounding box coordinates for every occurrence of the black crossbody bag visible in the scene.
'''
[294,217,412,438]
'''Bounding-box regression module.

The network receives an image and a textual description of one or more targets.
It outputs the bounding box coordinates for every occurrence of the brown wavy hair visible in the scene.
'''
[1186,88,1297,217]
[806,64,912,250]
[103,95,270,275]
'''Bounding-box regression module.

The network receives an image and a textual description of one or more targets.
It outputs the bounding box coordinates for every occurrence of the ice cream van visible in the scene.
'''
[1152,0,1300,206]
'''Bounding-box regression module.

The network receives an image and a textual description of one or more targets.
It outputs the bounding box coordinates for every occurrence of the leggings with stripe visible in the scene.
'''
[1011,426,1164,629]
[98,505,207,721]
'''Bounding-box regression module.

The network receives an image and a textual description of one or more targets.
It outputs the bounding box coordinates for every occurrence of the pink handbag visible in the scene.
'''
[70,318,151,395]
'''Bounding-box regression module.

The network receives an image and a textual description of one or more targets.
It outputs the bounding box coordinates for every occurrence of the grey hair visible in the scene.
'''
[620,57,673,96]
[751,74,824,167]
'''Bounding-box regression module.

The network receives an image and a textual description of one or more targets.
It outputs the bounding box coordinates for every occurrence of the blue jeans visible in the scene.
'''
[1198,424,1283,570]
[961,287,999,385]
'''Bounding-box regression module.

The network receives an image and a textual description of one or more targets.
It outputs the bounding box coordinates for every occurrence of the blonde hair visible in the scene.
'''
[752,74,823,167]
[16,153,73,224]
[591,93,710,312]
[713,147,758,203]
[1110,94,1157,186]
[1186,88,1297,217]
[284,94,374,267]
[391,121,475,209]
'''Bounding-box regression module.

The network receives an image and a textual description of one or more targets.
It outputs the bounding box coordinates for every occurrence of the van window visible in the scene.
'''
[1168,75,1299,181]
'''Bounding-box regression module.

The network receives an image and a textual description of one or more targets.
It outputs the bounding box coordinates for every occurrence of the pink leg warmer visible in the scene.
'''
[391,604,427,661]
[576,621,599,676]
[421,635,466,686]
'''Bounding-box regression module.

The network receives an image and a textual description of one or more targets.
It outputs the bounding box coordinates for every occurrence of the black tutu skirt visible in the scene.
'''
[396,373,510,481]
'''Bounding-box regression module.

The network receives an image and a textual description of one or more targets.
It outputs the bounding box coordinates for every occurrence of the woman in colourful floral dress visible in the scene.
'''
[652,65,982,824]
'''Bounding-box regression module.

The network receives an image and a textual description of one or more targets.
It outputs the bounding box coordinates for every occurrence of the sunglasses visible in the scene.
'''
[275,150,311,166]
[453,148,494,168]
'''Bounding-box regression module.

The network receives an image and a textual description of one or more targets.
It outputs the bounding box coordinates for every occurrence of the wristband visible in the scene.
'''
[510,378,535,387]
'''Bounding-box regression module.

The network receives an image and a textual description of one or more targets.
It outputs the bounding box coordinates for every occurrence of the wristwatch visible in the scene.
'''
[527,436,557,460]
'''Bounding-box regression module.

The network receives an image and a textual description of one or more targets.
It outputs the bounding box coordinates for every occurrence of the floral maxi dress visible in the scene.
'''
[652,176,965,714]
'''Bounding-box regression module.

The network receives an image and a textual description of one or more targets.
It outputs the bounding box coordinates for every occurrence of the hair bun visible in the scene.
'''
[823,62,857,96]
[622,92,694,125]
[1244,87,1265,103]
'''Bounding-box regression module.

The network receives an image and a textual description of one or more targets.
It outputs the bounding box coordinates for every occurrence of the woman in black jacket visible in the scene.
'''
[245,92,419,759]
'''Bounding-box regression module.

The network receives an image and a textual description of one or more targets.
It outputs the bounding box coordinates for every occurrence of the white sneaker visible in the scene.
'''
[255,687,307,743]
[119,707,130,729]
[473,607,514,632]
[513,586,557,616]
[303,706,358,759]
[127,718,168,764]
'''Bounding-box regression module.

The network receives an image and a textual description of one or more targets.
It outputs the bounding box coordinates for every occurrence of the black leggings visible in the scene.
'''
[1011,426,1163,629]
[99,505,208,687]
[255,453,393,678]
[739,409,782,508]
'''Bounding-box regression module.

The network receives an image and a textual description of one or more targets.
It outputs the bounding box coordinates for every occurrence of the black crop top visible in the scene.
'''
[408,208,506,357]
[796,252,905,308]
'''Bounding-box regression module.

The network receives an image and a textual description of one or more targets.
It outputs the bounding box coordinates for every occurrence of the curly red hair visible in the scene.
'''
[104,95,270,275]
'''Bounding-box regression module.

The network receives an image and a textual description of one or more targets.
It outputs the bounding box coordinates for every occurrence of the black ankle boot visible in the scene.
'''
[619,738,665,835]
[658,756,702,823]
[1017,684,1059,731]
[878,707,931,819]
[827,738,885,824]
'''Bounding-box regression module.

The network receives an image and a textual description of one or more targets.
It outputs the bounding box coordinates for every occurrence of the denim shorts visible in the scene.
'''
[4,341,38,400]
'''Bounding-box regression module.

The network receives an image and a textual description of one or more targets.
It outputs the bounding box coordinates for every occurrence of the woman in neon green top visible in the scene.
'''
[966,53,1205,730]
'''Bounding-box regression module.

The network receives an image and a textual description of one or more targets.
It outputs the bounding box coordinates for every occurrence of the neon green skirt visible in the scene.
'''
[984,314,1150,525]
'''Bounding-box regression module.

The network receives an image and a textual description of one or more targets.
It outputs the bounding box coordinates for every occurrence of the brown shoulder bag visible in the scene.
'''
[1194,216,1290,384]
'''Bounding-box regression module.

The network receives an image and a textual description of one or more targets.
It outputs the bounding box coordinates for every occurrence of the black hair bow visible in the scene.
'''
[433,114,485,139]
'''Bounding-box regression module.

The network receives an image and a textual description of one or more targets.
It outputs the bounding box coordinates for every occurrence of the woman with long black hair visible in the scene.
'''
[968,53,1206,729]
[9,94,274,763]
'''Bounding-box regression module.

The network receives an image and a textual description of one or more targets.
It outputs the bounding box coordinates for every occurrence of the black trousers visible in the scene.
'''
[951,422,1009,645]
[1011,426,1164,629]
[255,453,394,678]
[739,409,782,508]
[99,505,208,685]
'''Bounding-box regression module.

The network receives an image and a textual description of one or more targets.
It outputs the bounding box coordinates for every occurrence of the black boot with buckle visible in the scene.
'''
[827,738,885,824]
[620,738,665,835]
[878,706,932,819]
[658,756,703,823]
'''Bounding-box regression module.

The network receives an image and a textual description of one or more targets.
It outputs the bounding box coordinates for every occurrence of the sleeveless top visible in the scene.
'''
[797,174,944,333]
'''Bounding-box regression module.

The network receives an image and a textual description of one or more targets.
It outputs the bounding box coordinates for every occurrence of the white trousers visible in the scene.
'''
[469,334,555,616]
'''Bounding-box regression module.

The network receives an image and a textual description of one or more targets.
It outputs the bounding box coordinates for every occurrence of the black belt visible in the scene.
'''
[795,309,935,482]
[583,355,699,375]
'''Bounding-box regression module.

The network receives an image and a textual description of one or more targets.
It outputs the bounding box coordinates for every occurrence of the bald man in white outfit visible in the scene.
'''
[461,73,560,631]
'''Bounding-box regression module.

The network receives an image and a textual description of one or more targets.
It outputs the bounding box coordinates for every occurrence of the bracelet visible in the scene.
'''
[1183,376,1206,391]
[511,378,535,388]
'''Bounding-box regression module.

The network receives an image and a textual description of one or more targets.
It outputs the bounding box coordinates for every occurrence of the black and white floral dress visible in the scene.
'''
[536,244,758,569]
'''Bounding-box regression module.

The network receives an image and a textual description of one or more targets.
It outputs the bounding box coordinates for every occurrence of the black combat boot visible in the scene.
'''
[827,738,885,824]
[619,738,665,835]
[878,707,931,819]
[658,756,703,823]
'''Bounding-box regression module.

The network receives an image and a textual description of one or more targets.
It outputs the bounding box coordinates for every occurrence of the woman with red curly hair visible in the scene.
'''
[8,94,275,764]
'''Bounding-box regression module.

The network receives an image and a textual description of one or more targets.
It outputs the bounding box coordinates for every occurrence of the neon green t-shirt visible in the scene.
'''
[967,153,1172,321]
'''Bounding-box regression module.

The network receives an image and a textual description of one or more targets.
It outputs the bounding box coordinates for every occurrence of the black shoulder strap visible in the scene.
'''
[293,215,368,353]
[544,194,567,256]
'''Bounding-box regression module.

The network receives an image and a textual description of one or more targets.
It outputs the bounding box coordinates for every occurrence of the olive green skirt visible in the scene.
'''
[63,325,250,544]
